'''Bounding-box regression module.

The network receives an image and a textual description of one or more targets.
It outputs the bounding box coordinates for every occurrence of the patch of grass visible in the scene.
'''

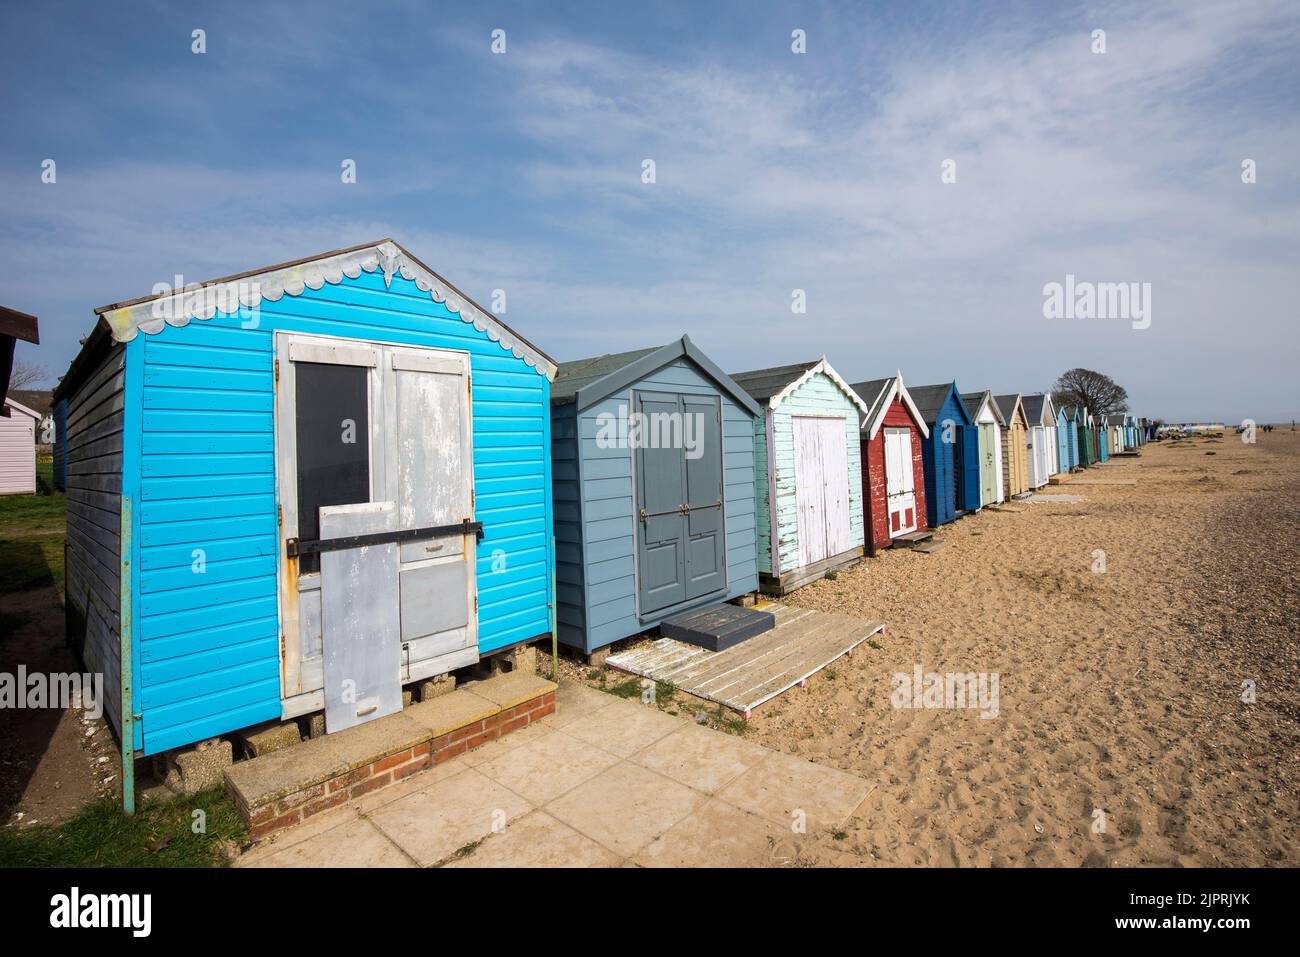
[0,488,66,532]
[0,489,66,595]
[832,829,848,841]
[604,676,643,699]
[824,668,838,680]
[824,569,839,581]
[715,705,749,736]
[0,788,246,868]
[867,639,883,650]
[654,679,677,709]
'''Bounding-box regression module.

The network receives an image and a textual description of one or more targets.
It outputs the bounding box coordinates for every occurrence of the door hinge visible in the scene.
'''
[474,594,478,614]
[277,504,282,527]
[274,358,280,383]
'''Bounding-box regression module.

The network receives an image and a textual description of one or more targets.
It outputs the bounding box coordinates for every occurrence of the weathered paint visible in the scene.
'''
[753,369,864,577]
[552,353,758,653]
[862,394,927,554]
[84,263,553,757]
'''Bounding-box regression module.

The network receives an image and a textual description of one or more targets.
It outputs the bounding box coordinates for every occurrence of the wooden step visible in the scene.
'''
[660,603,776,653]
[889,530,934,548]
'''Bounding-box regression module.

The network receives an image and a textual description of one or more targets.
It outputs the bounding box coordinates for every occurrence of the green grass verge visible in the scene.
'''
[0,788,247,868]
[0,488,66,594]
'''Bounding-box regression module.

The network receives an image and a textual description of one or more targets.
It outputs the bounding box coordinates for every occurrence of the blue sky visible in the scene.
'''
[2,0,1297,422]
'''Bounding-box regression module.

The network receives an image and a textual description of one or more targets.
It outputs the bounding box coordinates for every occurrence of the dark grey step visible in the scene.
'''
[660,604,776,653]
[889,530,934,548]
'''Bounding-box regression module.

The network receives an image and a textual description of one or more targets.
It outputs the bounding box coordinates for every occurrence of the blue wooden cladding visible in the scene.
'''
[550,336,760,654]
[56,241,557,756]
[910,382,980,526]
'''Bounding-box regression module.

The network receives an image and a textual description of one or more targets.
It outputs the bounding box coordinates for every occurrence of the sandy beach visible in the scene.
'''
[571,429,1299,867]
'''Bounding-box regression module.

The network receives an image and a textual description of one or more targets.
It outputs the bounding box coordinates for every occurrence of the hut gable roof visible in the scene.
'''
[3,396,41,421]
[730,357,870,420]
[993,393,1027,427]
[850,373,930,440]
[910,382,975,428]
[552,335,761,416]
[1021,393,1056,427]
[88,239,556,379]
[961,390,1005,426]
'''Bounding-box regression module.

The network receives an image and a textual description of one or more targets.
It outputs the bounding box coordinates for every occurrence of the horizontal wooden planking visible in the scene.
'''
[63,343,124,720]
[130,271,554,750]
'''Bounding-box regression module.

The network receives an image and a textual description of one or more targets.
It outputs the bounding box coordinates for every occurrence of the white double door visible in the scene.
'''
[883,427,918,536]
[275,333,478,729]
[792,415,852,567]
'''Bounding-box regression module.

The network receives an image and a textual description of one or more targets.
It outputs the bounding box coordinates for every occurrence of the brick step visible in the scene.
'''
[225,672,557,840]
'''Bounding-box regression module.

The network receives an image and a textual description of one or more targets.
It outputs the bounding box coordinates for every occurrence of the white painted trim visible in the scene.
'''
[865,372,931,441]
[769,357,871,426]
[99,240,556,379]
[3,397,41,421]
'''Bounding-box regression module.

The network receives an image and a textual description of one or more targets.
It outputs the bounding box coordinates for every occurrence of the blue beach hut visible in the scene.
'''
[550,336,761,654]
[52,240,558,780]
[909,382,981,526]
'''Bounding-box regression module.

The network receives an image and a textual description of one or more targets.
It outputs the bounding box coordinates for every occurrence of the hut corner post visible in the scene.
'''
[550,535,558,681]
[120,495,136,814]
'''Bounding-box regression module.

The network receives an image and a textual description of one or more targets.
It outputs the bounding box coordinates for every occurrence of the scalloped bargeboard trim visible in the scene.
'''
[98,241,556,379]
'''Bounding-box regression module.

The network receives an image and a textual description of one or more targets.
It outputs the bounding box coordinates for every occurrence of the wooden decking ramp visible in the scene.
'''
[607,604,885,718]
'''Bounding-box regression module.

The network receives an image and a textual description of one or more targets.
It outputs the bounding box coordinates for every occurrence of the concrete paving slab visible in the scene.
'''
[632,797,784,868]
[461,672,557,711]
[545,681,619,729]
[402,690,500,739]
[444,810,621,868]
[225,710,430,809]
[544,762,706,858]
[474,726,621,805]
[459,717,556,768]
[629,722,769,794]
[366,767,533,867]
[245,816,413,868]
[235,803,361,867]
[716,750,870,834]
[558,698,682,757]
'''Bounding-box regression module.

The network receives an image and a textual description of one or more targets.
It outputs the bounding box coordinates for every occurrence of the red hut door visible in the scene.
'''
[884,427,917,536]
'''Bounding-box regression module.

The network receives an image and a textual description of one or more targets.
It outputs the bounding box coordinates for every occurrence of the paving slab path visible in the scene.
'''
[237,680,871,868]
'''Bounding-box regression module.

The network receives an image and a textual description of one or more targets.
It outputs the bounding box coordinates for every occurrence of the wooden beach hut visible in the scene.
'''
[1021,394,1057,488]
[962,390,1005,507]
[551,336,760,652]
[52,239,559,765]
[730,358,868,593]
[1079,409,1097,466]
[0,395,41,495]
[1054,404,1072,473]
[851,373,930,555]
[993,393,1030,499]
[910,382,981,526]
[1097,416,1110,462]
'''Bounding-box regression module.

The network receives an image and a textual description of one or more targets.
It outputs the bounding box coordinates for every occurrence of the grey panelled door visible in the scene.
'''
[634,391,725,616]
[682,394,725,600]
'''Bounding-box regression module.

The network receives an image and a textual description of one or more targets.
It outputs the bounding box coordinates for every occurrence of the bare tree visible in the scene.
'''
[8,359,49,390]
[1051,368,1128,416]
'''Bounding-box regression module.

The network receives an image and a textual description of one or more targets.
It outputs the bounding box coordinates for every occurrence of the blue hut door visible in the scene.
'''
[633,391,725,616]
[275,333,477,728]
